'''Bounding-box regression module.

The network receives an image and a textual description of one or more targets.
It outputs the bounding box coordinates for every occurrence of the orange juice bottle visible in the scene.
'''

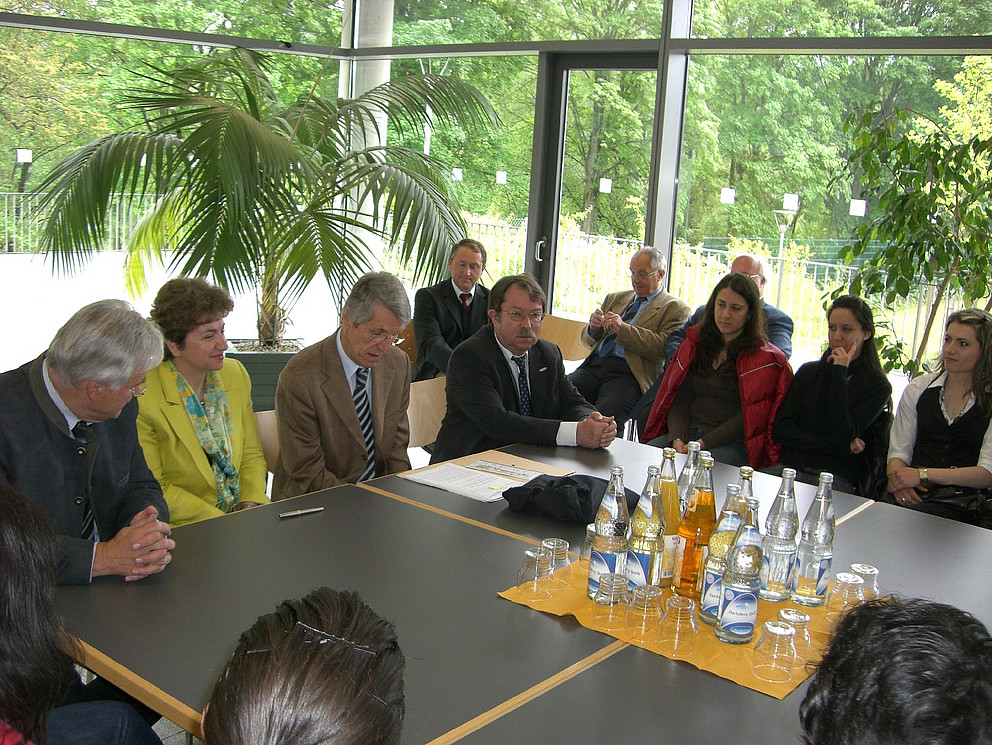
[657,447,682,589]
[672,453,716,599]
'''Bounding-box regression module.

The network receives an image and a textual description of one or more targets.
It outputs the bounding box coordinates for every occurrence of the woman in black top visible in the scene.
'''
[772,295,891,494]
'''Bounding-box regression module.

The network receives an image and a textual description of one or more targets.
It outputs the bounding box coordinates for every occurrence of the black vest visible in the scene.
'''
[912,385,991,468]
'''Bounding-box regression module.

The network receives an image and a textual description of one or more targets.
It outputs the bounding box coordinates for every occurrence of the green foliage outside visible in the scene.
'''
[838,104,992,377]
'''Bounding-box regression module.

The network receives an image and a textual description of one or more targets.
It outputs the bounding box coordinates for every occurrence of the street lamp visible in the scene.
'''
[13,148,32,193]
[773,201,797,307]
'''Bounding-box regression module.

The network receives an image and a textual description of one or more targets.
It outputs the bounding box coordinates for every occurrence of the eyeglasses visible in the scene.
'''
[630,270,662,280]
[365,327,404,346]
[129,383,147,397]
[499,310,546,324]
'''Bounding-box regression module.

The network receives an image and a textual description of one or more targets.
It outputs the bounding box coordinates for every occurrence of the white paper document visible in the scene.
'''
[404,462,533,502]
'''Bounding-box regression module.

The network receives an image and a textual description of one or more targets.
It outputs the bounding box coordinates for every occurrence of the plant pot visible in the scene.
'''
[227,345,298,412]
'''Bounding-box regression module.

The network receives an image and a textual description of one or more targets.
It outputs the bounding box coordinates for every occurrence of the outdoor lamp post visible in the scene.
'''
[773,195,798,307]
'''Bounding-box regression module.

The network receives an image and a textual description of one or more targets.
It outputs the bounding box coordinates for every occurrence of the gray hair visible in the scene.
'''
[635,246,668,274]
[342,272,412,327]
[47,300,164,388]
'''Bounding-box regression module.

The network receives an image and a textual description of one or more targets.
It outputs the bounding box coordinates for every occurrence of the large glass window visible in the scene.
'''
[1,0,342,44]
[690,0,992,39]
[391,0,663,45]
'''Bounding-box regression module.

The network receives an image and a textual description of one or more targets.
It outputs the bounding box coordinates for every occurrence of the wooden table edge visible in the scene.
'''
[77,639,202,735]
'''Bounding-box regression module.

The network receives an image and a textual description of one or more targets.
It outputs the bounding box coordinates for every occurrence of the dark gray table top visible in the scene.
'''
[832,499,992,629]
[55,440,984,745]
[457,644,810,745]
[56,485,615,744]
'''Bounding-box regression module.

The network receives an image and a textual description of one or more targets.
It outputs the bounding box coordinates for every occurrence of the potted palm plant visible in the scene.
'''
[37,48,497,375]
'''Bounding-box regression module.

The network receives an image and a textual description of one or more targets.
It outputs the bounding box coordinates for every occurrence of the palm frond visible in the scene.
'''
[37,132,181,272]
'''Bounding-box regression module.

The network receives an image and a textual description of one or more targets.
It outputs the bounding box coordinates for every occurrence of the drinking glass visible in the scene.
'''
[592,573,629,631]
[850,563,880,601]
[658,595,698,659]
[752,621,797,683]
[778,607,812,671]
[541,537,572,592]
[826,572,865,622]
[625,585,665,644]
[578,524,595,572]
[516,547,553,601]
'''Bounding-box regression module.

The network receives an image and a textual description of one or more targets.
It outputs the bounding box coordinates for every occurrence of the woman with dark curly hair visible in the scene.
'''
[642,271,792,468]
[0,483,162,745]
[886,308,992,524]
[801,597,992,745]
[138,278,267,526]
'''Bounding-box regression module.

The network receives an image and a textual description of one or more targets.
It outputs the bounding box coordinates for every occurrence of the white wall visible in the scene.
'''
[0,251,352,372]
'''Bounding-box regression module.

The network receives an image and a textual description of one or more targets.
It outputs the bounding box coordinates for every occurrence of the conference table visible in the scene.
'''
[55,439,992,744]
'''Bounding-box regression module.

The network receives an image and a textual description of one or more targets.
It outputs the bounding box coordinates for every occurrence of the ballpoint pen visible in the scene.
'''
[278,507,325,519]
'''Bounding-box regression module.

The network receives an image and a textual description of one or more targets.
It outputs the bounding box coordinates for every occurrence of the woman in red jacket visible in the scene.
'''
[642,272,792,468]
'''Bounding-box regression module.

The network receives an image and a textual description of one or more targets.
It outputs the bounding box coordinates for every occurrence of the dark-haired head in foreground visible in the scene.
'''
[801,597,992,745]
[203,587,405,745]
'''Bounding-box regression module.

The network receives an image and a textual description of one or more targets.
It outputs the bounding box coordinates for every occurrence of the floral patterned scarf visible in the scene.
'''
[169,361,240,512]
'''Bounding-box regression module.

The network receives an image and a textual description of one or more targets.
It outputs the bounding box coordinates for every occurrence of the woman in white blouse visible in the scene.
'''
[886,308,992,523]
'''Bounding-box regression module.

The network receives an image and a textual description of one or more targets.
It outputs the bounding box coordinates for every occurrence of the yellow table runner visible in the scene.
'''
[499,562,836,699]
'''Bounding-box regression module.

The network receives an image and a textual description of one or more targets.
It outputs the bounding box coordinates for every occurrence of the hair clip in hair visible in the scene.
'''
[295,621,377,655]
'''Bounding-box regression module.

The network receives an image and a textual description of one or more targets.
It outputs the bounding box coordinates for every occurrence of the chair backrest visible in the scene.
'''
[254,409,280,473]
[407,376,447,448]
[396,319,418,366]
[540,314,589,361]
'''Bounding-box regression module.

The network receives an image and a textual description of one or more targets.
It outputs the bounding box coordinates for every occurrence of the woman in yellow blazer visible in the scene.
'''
[138,278,268,526]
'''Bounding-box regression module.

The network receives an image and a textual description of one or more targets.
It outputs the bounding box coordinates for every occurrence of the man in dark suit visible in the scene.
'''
[411,238,490,381]
[275,272,412,498]
[665,253,795,361]
[0,299,173,585]
[431,274,617,462]
[569,246,691,426]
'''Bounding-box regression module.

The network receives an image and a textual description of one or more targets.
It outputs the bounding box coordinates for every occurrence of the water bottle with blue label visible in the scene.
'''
[698,483,743,625]
[715,497,763,644]
[587,466,630,598]
[627,466,664,588]
[790,472,835,606]
[759,468,799,602]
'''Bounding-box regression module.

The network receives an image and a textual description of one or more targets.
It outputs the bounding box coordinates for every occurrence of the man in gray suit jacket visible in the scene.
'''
[275,272,412,498]
[569,247,691,426]
[431,274,617,462]
[412,238,490,381]
[0,300,172,585]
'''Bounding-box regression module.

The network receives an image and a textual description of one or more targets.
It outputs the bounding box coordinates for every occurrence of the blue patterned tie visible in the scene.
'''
[512,356,532,416]
[598,296,646,357]
[72,421,96,539]
[353,368,376,482]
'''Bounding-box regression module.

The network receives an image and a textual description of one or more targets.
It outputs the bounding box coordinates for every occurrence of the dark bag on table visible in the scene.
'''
[922,485,992,528]
[503,473,640,524]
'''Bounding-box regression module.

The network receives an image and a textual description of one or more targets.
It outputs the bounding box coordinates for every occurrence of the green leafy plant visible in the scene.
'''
[838,105,992,376]
[37,48,498,345]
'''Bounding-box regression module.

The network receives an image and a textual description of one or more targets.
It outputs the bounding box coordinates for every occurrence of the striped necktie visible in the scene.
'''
[353,368,376,482]
[511,356,533,416]
[72,421,96,539]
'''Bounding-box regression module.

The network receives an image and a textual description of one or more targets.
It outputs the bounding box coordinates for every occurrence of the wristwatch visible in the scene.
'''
[918,467,929,486]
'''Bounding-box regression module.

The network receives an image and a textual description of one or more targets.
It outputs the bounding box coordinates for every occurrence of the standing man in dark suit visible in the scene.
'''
[411,238,490,381]
[569,246,691,426]
[274,272,412,498]
[0,300,173,585]
[665,253,795,361]
[431,274,617,462]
